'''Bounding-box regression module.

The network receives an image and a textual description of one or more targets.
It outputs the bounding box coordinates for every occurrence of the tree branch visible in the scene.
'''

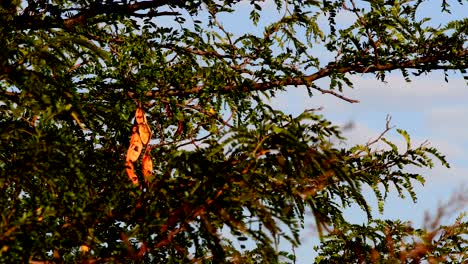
[14,0,182,30]
[2,50,466,104]
[275,51,468,88]
[133,50,466,102]
[63,0,180,29]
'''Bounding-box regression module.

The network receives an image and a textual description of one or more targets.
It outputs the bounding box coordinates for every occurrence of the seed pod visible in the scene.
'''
[135,107,147,125]
[175,120,184,136]
[134,107,152,145]
[142,149,153,181]
[125,160,139,185]
[125,106,154,185]
[138,123,152,145]
[126,125,143,162]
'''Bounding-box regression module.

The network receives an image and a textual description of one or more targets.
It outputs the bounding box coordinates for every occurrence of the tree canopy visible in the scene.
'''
[1,0,467,263]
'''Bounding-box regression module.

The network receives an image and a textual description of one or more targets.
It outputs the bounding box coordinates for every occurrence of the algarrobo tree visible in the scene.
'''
[0,0,467,262]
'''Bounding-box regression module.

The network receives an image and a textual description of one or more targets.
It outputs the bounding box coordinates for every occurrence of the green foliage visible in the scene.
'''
[314,214,468,263]
[0,0,467,263]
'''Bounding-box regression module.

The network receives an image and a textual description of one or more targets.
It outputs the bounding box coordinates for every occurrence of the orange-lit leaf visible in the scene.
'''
[80,245,90,253]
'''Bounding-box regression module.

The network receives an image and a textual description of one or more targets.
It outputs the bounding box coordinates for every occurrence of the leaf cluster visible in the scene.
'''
[0,0,467,263]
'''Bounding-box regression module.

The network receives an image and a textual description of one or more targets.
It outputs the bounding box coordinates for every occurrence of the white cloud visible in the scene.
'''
[340,73,468,111]
[426,105,468,141]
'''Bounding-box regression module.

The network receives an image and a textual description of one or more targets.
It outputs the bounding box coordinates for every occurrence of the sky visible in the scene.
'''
[271,71,468,262]
[158,1,467,262]
[210,1,468,262]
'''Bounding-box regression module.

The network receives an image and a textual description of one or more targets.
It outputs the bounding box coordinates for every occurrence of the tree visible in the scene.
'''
[1,0,467,263]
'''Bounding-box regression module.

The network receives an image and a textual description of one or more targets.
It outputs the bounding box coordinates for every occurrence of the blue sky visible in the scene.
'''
[156,1,467,262]
[214,1,467,262]
[271,71,468,262]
